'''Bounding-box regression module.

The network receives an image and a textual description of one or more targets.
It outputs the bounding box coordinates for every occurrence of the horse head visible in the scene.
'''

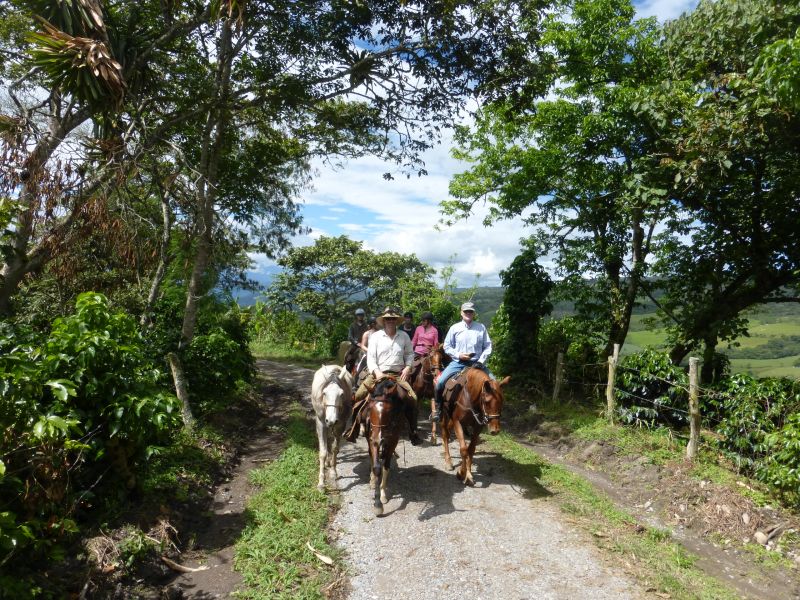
[429,343,450,377]
[368,377,405,433]
[321,366,352,427]
[469,371,511,435]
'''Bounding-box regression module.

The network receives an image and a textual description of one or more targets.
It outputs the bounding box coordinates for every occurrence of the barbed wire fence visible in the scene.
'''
[548,345,760,465]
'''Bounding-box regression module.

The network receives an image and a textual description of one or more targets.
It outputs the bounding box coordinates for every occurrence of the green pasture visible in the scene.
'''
[623,315,800,380]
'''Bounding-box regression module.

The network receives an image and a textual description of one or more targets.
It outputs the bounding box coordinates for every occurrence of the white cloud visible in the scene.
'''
[634,0,697,21]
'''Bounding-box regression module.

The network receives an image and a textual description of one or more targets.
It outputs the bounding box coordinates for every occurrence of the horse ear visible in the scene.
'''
[499,376,511,387]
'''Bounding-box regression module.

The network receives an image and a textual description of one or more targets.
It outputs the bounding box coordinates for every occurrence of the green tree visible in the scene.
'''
[445,0,669,357]
[497,242,553,376]
[644,0,800,379]
[266,235,434,330]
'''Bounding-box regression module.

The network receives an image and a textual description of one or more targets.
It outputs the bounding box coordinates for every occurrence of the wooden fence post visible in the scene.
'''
[552,351,564,403]
[687,357,700,460]
[606,343,620,424]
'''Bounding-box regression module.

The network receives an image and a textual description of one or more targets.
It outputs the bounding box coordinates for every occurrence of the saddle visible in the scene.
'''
[441,371,467,417]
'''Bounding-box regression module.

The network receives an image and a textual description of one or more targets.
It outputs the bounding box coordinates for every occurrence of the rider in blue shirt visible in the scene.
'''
[432,302,494,420]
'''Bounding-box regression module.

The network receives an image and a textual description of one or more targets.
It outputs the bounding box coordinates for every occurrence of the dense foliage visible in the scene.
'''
[490,244,553,377]
[0,294,181,573]
[611,349,800,506]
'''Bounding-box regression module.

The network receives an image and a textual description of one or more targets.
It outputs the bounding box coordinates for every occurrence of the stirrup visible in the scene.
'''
[430,410,440,421]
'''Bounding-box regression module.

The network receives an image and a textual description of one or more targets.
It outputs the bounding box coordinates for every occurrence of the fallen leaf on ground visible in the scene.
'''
[161,556,209,573]
[306,541,334,565]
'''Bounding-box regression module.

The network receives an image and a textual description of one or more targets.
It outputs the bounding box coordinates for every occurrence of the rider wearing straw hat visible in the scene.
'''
[346,306,422,445]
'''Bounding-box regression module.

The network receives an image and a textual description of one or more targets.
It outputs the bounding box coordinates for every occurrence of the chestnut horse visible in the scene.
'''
[409,344,450,444]
[440,368,510,486]
[365,377,408,515]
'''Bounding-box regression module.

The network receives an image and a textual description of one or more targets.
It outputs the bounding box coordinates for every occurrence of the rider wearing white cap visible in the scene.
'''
[432,301,494,420]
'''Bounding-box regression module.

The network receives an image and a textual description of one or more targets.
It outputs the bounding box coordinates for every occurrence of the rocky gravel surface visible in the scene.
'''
[329,434,644,600]
[261,360,646,600]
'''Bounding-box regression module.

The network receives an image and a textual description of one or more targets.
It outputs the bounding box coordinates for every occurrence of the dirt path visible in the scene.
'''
[167,361,298,599]
[258,360,645,600]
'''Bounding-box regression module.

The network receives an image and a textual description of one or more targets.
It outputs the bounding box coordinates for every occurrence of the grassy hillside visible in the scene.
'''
[466,285,800,379]
[625,305,800,379]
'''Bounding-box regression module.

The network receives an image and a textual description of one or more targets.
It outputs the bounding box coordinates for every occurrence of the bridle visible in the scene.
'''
[456,373,501,426]
[323,372,347,412]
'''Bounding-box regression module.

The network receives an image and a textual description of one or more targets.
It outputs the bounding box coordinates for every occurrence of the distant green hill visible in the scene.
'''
[464,285,800,379]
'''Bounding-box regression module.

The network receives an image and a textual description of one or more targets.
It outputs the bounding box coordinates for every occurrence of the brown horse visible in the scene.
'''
[365,377,408,515]
[409,344,450,444]
[440,368,510,486]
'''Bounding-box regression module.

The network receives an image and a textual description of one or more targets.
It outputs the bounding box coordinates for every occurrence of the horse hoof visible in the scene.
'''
[372,503,383,516]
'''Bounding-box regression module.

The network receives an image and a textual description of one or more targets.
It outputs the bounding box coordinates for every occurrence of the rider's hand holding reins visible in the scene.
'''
[399,366,411,381]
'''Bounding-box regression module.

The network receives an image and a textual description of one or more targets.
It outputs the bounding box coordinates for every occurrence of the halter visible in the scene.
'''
[455,372,501,426]
[322,371,347,410]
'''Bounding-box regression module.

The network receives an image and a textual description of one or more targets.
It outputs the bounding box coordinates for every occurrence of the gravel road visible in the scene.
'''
[262,360,646,600]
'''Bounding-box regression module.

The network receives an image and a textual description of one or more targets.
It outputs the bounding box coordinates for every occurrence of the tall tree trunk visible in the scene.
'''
[178,18,235,348]
[141,184,174,327]
[603,208,648,358]
[167,352,194,429]
[701,333,717,385]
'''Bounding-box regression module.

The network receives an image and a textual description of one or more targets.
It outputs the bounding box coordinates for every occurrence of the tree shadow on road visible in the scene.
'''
[332,437,553,521]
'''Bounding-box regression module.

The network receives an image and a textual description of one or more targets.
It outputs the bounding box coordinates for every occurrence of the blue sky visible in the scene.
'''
[249,0,699,288]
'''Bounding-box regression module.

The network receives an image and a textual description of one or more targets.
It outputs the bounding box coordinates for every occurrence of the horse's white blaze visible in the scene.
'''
[323,386,341,425]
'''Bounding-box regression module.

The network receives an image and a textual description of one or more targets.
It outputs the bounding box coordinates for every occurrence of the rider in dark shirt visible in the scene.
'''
[399,311,415,339]
[348,308,369,349]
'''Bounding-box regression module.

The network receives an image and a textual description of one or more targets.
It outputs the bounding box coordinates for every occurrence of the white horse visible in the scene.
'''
[311,364,354,490]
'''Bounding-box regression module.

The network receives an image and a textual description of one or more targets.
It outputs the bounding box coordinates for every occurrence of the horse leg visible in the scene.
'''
[430,398,437,445]
[372,447,384,516]
[380,465,390,505]
[464,431,479,486]
[315,419,327,491]
[453,420,469,483]
[327,431,340,489]
[441,417,453,471]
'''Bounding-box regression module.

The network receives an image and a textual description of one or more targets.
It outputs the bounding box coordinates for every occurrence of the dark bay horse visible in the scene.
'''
[365,377,408,515]
[440,368,510,486]
[410,343,450,444]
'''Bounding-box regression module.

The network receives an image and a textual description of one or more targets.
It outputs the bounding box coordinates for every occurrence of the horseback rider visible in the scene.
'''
[432,302,495,421]
[346,306,422,445]
[344,308,369,371]
[353,315,379,376]
[411,311,439,356]
[348,308,369,350]
[399,311,415,338]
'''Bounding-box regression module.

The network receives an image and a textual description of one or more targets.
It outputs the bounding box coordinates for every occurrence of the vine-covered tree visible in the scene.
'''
[495,241,552,377]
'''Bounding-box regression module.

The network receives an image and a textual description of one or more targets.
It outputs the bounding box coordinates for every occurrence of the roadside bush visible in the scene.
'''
[759,413,800,506]
[616,350,689,426]
[184,327,255,408]
[538,317,605,394]
[707,374,800,474]
[0,292,181,570]
[249,303,330,356]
